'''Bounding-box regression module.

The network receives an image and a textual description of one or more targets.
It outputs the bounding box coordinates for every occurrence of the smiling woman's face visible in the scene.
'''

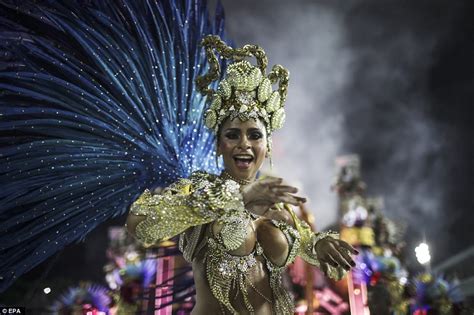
[217,118,268,182]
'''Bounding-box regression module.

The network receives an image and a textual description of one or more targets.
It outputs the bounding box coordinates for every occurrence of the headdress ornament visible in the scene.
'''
[196,35,289,140]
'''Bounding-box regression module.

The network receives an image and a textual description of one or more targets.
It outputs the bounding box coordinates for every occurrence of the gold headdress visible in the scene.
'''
[196,35,289,143]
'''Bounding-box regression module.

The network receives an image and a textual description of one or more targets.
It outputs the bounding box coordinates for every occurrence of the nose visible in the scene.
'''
[238,135,251,149]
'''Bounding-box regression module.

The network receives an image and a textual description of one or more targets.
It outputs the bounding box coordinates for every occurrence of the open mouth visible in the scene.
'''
[233,154,254,169]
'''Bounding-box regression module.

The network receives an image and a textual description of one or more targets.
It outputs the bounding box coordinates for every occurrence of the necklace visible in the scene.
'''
[220,170,253,186]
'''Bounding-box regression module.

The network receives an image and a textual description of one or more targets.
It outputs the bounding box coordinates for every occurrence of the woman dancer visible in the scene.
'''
[127,36,357,314]
[0,2,356,312]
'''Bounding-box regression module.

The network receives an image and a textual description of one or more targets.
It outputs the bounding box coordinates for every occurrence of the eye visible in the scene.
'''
[249,131,263,140]
[224,132,239,140]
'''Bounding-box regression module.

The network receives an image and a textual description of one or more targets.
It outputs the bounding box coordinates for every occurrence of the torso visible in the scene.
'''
[188,207,299,315]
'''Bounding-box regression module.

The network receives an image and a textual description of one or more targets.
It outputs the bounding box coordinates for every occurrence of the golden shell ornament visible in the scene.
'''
[266,91,281,113]
[271,107,286,131]
[217,80,231,99]
[204,109,217,129]
[210,95,222,111]
[258,78,272,102]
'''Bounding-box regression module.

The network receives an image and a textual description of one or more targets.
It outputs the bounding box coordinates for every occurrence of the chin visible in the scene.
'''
[236,167,258,180]
[234,169,251,177]
[227,167,250,179]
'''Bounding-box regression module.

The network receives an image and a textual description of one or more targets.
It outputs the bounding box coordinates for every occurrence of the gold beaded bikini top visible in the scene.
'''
[180,211,300,314]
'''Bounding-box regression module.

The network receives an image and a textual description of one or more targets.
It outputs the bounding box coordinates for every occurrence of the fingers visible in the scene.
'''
[270,185,298,194]
[259,177,283,186]
[324,250,352,271]
[332,240,358,267]
[274,193,307,206]
[319,239,357,271]
[258,177,302,195]
[320,259,329,275]
[324,252,340,268]
[336,241,358,267]
[337,240,359,255]
[249,177,307,207]
[293,195,307,203]
[270,185,306,204]
[329,247,353,270]
[340,249,356,268]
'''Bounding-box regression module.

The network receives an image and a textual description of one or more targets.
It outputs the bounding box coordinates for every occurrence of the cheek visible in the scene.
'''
[254,142,267,162]
[218,139,235,156]
[220,141,233,152]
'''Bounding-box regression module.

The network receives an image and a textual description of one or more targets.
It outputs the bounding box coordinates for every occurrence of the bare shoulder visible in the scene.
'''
[125,212,145,236]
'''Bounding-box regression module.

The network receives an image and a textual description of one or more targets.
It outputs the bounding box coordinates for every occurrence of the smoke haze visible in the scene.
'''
[221,0,473,266]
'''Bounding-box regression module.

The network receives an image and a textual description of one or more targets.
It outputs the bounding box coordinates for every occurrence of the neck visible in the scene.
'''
[220,170,254,186]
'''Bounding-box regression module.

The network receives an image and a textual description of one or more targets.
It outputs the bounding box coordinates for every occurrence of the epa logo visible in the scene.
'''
[0,308,25,314]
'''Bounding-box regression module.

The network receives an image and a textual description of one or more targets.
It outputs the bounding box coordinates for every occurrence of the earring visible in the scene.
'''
[268,151,273,170]
[267,137,273,169]
[215,152,220,168]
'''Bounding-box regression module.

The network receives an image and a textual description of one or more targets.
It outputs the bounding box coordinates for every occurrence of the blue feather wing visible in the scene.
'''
[0,0,226,291]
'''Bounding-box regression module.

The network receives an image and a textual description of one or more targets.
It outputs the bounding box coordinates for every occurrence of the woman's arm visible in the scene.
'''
[283,205,357,280]
[127,172,246,247]
[125,213,145,236]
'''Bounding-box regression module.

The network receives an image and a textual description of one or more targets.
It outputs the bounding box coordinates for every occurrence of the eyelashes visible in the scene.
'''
[249,132,263,140]
[224,133,239,140]
[224,132,263,140]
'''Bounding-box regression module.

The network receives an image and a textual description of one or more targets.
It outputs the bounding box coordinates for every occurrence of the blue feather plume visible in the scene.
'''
[0,0,226,291]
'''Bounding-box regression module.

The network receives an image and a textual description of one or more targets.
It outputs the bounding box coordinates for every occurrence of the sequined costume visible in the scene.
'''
[131,171,346,314]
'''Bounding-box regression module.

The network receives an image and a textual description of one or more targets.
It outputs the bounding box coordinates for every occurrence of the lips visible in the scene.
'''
[233,154,254,169]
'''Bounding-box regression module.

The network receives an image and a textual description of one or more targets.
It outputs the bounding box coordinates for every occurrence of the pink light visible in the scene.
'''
[347,271,370,315]
[315,287,349,315]
[154,256,174,315]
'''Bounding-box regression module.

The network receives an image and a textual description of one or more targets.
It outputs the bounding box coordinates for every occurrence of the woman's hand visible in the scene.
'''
[315,237,358,272]
[241,176,307,215]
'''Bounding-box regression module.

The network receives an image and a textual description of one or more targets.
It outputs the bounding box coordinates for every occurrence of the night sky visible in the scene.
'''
[1,0,473,306]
